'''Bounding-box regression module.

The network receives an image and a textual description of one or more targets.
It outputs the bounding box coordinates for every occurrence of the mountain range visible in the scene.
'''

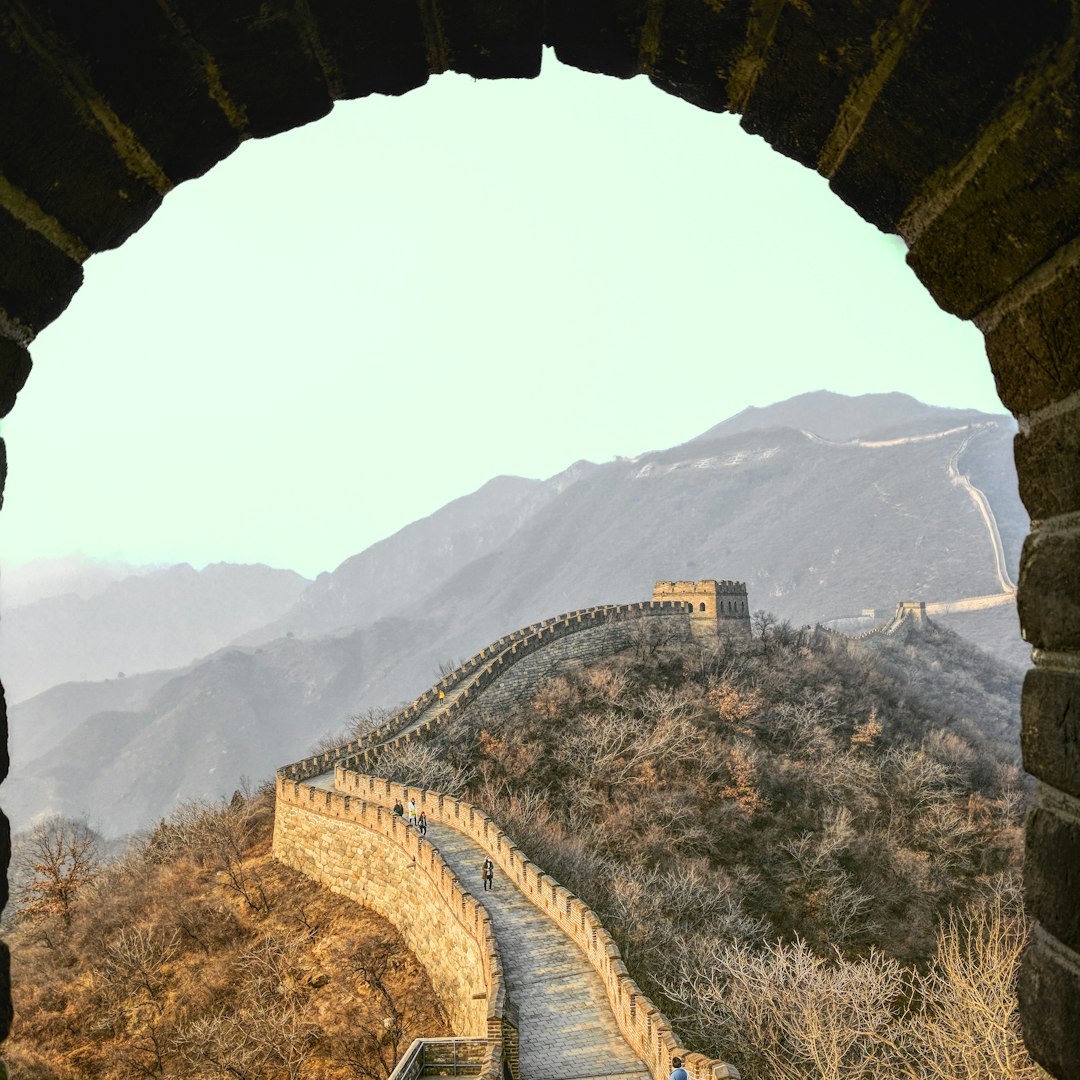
[3,391,1030,836]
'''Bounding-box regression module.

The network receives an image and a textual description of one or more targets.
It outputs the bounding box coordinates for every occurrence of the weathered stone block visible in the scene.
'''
[1016,406,1080,519]
[441,0,542,79]
[906,43,1080,317]
[831,0,1069,235]
[647,0,747,114]
[0,338,31,417]
[17,1,240,184]
[308,0,430,98]
[1018,527,1080,650]
[983,262,1080,416]
[1019,931,1080,1080]
[0,941,10,1042]
[0,13,162,252]
[1022,667,1080,796]
[167,0,332,139]
[0,210,83,339]
[1025,807,1080,953]
[546,0,647,78]
[741,0,882,166]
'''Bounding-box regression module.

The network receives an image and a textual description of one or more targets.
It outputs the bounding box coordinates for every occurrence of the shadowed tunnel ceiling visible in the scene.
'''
[0,2,1078,1074]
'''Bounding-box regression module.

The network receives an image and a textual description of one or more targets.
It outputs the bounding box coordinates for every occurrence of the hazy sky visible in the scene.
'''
[1,51,999,580]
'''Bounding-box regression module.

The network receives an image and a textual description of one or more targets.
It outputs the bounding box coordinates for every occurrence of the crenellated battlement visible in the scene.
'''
[273,581,746,1080]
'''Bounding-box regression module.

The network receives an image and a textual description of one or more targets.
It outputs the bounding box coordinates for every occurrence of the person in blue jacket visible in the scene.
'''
[669,1057,689,1080]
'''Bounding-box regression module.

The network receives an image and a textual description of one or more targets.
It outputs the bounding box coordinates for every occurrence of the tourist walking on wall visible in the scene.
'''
[393,799,404,819]
[669,1058,689,1080]
[482,856,495,892]
[417,811,428,836]
[408,798,418,826]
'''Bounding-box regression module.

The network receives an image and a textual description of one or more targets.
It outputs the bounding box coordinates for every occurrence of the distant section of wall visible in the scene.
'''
[466,618,679,713]
[273,783,514,1065]
[279,598,705,784]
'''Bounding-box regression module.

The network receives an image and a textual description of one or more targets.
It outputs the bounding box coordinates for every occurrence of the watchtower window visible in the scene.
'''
[699,602,706,612]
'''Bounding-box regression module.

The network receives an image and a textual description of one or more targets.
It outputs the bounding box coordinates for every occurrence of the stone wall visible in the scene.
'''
[273,781,515,1068]
[337,770,740,1080]
[279,599,699,784]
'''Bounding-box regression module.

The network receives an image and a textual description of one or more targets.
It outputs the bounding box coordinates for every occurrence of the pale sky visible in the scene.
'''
[1,51,999,580]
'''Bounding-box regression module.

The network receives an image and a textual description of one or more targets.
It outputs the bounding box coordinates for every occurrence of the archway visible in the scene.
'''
[0,3,1076,1074]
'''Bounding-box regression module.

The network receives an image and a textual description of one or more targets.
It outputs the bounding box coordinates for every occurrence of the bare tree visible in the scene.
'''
[336,936,410,1079]
[14,815,101,928]
[175,934,318,1079]
[904,881,1044,1080]
[373,739,474,796]
[751,609,777,651]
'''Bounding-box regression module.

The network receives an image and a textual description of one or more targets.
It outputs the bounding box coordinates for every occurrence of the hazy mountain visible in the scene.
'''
[1,562,310,704]
[4,616,450,836]
[693,390,990,443]
[396,413,1024,646]
[235,464,597,646]
[1,554,149,609]
[6,392,1029,835]
[8,666,180,766]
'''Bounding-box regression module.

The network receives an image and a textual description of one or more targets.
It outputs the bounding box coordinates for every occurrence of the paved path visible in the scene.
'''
[304,775,651,1079]
[424,822,652,1080]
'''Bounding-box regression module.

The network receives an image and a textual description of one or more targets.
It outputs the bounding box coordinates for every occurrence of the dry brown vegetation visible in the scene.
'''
[395,618,1039,1078]
[5,787,448,1078]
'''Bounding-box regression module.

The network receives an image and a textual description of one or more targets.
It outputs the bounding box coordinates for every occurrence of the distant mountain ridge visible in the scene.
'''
[5,392,1028,836]
[691,390,992,444]
[1,561,310,704]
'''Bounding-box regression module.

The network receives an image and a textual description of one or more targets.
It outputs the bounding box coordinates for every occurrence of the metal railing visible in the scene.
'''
[387,1038,495,1080]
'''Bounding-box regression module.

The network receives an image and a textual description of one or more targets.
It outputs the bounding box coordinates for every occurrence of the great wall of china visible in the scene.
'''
[275,581,750,1080]
[272,579,957,1080]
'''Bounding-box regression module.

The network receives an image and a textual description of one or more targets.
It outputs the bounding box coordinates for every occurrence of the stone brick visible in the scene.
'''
[546,0,647,79]
[0,11,162,252]
[0,942,10,1042]
[17,1,240,185]
[167,0,332,139]
[1018,527,1080,650]
[1025,807,1080,953]
[0,807,7,911]
[0,209,83,339]
[906,42,1080,318]
[1022,667,1080,796]
[273,798,490,1036]
[831,0,1070,236]
[983,262,1080,416]
[1019,932,1080,1080]
[646,0,748,114]
[0,338,31,417]
[307,0,430,98]
[440,0,542,79]
[1016,406,1080,519]
[740,0,883,167]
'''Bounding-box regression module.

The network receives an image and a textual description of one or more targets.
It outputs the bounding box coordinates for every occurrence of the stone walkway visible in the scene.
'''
[423,822,652,1080]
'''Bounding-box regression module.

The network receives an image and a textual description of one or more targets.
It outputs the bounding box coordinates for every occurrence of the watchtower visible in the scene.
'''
[652,580,751,640]
[896,601,927,622]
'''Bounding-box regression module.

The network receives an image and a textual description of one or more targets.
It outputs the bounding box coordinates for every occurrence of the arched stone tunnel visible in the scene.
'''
[0,2,1077,1073]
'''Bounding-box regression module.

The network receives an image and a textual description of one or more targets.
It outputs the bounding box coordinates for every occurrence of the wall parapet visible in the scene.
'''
[335,770,740,1080]
[277,599,697,784]
[274,779,515,1079]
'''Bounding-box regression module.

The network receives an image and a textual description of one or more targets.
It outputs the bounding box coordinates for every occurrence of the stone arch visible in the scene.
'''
[0,4,1077,1074]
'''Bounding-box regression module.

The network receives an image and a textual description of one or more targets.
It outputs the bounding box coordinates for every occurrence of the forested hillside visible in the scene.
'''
[6,789,448,1078]
[369,619,1037,1077]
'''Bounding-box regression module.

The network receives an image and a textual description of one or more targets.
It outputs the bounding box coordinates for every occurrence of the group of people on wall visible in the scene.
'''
[392,796,496,891]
